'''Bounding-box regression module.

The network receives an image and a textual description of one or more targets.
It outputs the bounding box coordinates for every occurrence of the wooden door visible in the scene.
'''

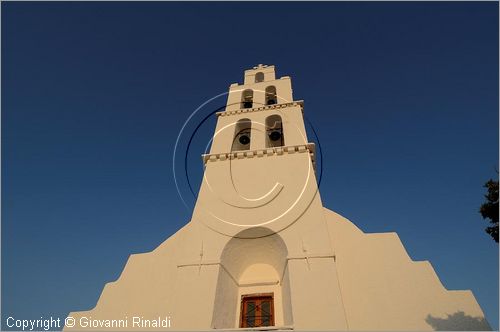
[240,294,274,328]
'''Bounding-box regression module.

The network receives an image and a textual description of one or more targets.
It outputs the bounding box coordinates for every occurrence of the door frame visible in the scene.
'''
[239,293,275,328]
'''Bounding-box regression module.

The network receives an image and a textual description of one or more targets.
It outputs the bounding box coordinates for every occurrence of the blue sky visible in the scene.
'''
[2,2,498,330]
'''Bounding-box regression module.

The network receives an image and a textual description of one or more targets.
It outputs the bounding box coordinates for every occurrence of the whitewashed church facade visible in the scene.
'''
[66,65,490,330]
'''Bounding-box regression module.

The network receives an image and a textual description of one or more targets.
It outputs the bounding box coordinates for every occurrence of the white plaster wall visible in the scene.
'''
[65,64,490,331]
[211,266,239,329]
[324,208,491,330]
[65,207,490,331]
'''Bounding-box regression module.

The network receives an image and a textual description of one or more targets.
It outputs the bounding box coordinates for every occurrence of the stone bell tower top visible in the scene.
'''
[208,65,307,156]
[243,64,276,84]
[225,64,294,114]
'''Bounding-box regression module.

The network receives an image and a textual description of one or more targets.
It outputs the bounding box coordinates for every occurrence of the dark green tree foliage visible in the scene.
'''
[479,179,499,243]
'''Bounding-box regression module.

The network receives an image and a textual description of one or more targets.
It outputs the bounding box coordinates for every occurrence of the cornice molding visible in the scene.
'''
[216,100,304,117]
[202,143,316,170]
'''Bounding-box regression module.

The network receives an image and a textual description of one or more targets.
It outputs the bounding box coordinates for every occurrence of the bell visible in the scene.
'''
[239,135,250,145]
[269,131,281,141]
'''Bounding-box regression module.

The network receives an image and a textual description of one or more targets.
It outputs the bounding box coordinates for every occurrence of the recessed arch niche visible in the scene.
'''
[211,227,293,329]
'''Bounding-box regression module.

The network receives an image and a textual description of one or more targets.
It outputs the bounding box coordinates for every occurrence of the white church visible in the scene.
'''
[66,65,490,331]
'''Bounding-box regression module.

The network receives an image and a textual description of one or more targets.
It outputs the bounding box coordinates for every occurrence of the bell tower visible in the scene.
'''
[208,64,308,155]
[194,65,322,240]
[188,64,348,329]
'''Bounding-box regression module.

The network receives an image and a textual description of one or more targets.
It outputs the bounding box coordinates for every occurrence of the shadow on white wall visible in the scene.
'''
[426,311,491,331]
